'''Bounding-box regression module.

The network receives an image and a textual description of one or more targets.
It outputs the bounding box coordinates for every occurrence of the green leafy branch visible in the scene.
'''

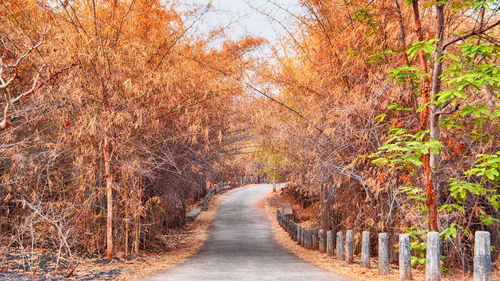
[370,127,442,170]
[440,151,500,240]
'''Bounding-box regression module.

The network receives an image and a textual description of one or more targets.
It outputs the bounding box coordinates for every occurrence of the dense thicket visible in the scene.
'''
[1,0,498,275]
[253,0,498,271]
[0,0,261,260]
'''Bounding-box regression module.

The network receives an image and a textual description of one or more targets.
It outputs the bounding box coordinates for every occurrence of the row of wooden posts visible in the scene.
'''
[222,175,269,186]
[276,209,493,281]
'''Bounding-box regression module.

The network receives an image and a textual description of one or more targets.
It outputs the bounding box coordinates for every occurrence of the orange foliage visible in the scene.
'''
[0,0,263,263]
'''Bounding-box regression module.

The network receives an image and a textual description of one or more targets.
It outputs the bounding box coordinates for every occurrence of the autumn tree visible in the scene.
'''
[253,0,498,270]
[1,0,264,268]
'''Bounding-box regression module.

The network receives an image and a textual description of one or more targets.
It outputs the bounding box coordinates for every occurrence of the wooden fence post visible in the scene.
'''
[345,230,354,263]
[307,229,313,250]
[474,231,492,281]
[319,229,326,253]
[378,233,390,275]
[361,231,370,268]
[399,234,412,280]
[327,230,334,256]
[300,228,307,248]
[293,223,299,242]
[298,226,303,246]
[312,228,319,250]
[336,231,344,260]
[426,232,441,281]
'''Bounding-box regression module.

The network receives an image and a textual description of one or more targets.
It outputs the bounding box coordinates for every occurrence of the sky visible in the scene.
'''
[176,0,303,52]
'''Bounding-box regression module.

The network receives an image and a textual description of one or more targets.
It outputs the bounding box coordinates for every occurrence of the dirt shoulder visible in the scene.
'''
[264,190,500,281]
[118,187,239,280]
[264,190,427,281]
[0,186,245,281]
[101,186,246,281]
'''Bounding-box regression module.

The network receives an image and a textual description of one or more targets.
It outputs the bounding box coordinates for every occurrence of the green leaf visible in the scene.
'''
[374,113,386,124]
[372,157,389,166]
[484,168,499,180]
[407,39,439,60]
[490,195,499,211]
[407,157,423,166]
[440,224,458,240]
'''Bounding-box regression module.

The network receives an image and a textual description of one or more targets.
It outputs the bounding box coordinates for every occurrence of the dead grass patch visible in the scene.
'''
[264,190,464,281]
[119,186,245,280]
[0,186,245,281]
[266,189,500,281]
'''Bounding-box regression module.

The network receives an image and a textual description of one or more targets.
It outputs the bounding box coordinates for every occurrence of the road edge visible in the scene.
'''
[126,185,250,281]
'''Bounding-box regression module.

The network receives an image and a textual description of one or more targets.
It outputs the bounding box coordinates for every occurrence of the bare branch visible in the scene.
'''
[442,19,500,50]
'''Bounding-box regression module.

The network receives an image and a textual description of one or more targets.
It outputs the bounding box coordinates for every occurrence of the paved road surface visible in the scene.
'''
[141,184,349,281]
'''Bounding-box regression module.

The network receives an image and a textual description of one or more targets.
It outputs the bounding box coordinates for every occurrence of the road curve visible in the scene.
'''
[140,184,348,281]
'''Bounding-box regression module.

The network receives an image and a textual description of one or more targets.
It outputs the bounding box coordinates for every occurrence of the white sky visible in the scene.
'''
[175,0,304,97]
[176,0,303,51]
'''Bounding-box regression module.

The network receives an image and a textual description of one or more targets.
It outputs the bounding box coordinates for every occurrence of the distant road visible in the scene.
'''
[140,184,348,281]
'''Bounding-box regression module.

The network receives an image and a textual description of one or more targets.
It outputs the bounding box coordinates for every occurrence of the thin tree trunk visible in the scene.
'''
[394,0,410,66]
[411,0,438,232]
[104,134,114,259]
[428,3,446,232]
[134,215,140,254]
[125,180,129,257]
[320,184,329,231]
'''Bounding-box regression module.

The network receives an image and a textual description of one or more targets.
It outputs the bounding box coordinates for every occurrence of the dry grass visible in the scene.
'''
[277,190,320,229]
[0,186,247,280]
[263,190,490,281]
[74,186,245,281]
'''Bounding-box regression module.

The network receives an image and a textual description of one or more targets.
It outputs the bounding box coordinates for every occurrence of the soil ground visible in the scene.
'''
[2,184,497,281]
[264,188,499,281]
[0,186,243,281]
[139,183,349,281]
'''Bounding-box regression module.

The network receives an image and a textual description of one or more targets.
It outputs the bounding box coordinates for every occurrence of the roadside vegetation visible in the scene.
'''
[254,0,499,275]
[0,0,498,279]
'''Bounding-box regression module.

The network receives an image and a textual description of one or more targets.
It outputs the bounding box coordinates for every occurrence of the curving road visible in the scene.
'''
[141,184,348,281]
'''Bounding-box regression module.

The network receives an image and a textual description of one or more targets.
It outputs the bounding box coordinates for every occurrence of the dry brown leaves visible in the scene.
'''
[72,187,243,281]
[263,191,488,281]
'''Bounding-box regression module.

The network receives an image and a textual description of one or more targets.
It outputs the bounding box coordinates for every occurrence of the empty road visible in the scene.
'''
[141,184,348,281]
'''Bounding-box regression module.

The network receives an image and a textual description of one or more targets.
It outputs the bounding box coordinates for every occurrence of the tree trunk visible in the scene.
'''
[134,215,140,254]
[428,3,446,232]
[320,184,329,231]
[104,135,114,259]
[411,0,438,232]
[125,180,129,257]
